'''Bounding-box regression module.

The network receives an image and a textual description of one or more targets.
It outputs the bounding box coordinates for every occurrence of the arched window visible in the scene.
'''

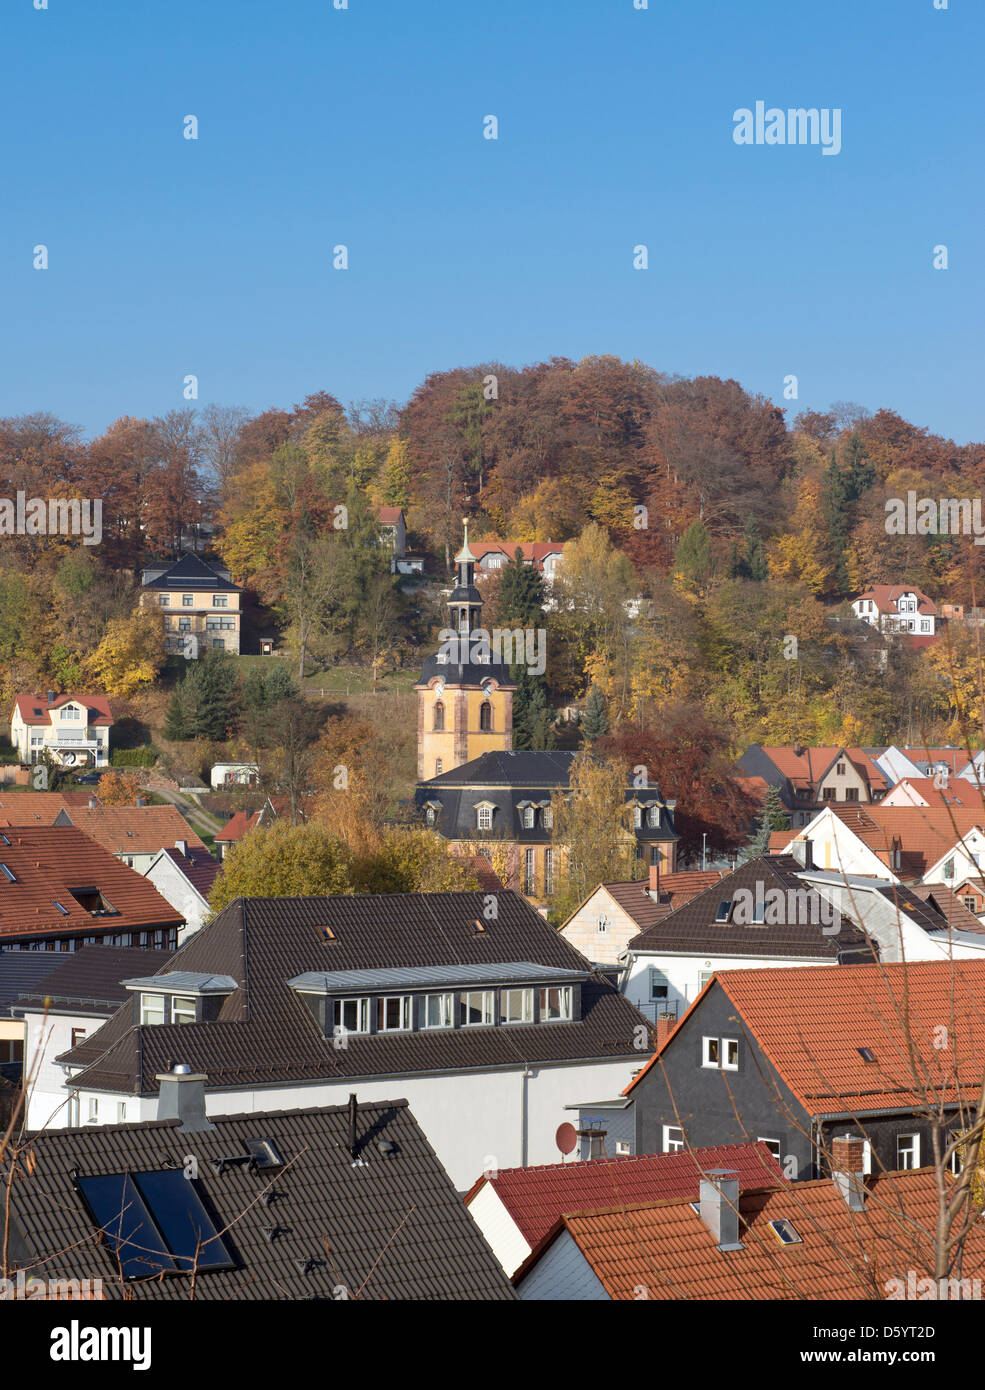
[479,701,492,731]
[522,806,535,829]
[433,701,445,731]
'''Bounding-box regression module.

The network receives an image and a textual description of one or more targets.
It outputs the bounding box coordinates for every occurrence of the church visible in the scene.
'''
[413,524,678,902]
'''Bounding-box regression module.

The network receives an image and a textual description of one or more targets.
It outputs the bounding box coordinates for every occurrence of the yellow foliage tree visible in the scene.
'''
[207,820,353,917]
[353,828,481,894]
[87,612,163,698]
[95,770,141,806]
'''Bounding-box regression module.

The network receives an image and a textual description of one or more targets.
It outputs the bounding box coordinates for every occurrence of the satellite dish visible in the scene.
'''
[555,1122,577,1157]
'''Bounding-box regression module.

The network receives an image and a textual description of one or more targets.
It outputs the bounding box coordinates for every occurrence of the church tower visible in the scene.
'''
[415,520,516,782]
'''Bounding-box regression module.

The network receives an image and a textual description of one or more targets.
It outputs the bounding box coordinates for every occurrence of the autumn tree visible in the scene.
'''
[87,612,163,698]
[206,820,352,916]
[547,751,639,923]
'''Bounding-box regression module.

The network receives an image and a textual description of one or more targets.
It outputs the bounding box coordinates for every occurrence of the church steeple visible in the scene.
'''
[448,517,483,635]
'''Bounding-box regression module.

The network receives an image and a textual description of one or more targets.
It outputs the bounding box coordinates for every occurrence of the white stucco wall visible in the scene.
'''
[516,1229,609,1300]
[144,854,209,944]
[467,1181,532,1276]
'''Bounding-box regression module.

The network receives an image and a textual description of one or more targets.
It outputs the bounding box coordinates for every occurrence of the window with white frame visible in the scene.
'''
[663,1124,684,1153]
[633,806,643,829]
[502,988,534,1024]
[159,595,170,607]
[539,985,571,1021]
[60,707,81,720]
[758,1137,782,1162]
[542,806,553,831]
[596,914,608,934]
[87,1097,98,1122]
[462,990,494,1026]
[140,993,166,1027]
[476,806,493,831]
[212,595,229,607]
[544,848,556,894]
[332,997,370,1034]
[522,806,535,829]
[424,993,454,1029]
[702,1036,738,1070]
[897,1134,920,1169]
[647,806,660,827]
[171,995,196,1026]
[117,1103,127,1123]
[377,995,412,1032]
[182,594,194,607]
[649,969,669,1002]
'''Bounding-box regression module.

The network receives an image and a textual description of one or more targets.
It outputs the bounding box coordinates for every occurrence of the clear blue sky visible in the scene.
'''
[1,0,982,442]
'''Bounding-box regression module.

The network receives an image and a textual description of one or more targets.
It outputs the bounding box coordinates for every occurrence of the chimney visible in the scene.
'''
[698,1170,744,1251]
[648,861,661,899]
[135,795,146,807]
[88,796,98,809]
[47,691,55,707]
[656,1011,676,1047]
[790,837,814,871]
[174,838,188,857]
[831,1134,866,1211]
[155,1064,214,1132]
[347,1092,359,1158]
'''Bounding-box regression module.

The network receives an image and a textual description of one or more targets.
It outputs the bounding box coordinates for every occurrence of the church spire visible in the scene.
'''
[449,518,481,634]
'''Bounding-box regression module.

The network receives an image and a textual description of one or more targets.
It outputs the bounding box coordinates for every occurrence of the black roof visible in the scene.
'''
[626,855,875,959]
[5,1099,515,1300]
[0,951,68,1019]
[59,890,650,1095]
[142,552,239,592]
[415,750,678,846]
[416,654,516,687]
[11,946,174,1018]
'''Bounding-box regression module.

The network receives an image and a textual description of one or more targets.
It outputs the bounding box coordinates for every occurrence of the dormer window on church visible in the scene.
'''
[522,806,535,829]
[476,805,494,831]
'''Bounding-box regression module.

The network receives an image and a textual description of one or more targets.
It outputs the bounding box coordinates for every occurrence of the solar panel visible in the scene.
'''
[78,1171,232,1279]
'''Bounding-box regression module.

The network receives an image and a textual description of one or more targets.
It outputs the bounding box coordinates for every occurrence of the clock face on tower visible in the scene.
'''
[434,681,445,697]
[481,681,493,697]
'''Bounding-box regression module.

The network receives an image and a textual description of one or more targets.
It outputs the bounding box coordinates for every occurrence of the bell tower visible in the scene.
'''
[415,520,516,782]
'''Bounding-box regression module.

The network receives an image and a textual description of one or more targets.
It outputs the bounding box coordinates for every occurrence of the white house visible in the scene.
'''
[10,694,113,769]
[851,585,938,638]
[772,806,902,881]
[210,761,260,790]
[922,826,985,889]
[143,844,222,945]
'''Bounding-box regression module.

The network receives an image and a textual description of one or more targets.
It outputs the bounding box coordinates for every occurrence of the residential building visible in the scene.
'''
[465,1141,785,1276]
[55,890,651,1186]
[213,798,279,859]
[605,958,985,1180]
[0,825,183,952]
[514,1147,985,1300]
[139,552,242,657]
[875,745,971,783]
[10,694,113,769]
[793,803,985,882]
[559,867,727,967]
[851,585,939,642]
[52,803,210,873]
[881,775,982,808]
[620,854,875,1025]
[0,791,102,826]
[13,945,173,1130]
[416,750,677,904]
[737,744,888,827]
[0,951,62,1075]
[470,540,564,585]
[4,1078,515,1300]
[210,761,260,789]
[143,843,222,945]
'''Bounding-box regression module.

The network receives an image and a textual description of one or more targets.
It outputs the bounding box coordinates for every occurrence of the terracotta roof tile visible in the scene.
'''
[64,806,208,858]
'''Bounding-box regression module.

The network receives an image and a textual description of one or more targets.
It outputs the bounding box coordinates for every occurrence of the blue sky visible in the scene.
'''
[1,0,982,442]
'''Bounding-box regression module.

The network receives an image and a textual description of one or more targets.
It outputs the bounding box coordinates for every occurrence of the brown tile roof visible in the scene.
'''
[9,1100,516,1300]
[376,505,404,525]
[59,891,651,1095]
[62,805,207,858]
[518,1169,985,1299]
[756,746,888,794]
[466,1142,785,1249]
[596,871,728,932]
[626,958,985,1112]
[214,810,261,844]
[0,793,94,825]
[908,885,985,936]
[12,945,174,1015]
[158,846,221,898]
[856,584,938,617]
[0,826,184,942]
[12,694,113,727]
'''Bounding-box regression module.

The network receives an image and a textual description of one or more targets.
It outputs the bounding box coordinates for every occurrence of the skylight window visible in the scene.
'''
[0,864,16,882]
[52,901,69,916]
[77,1171,233,1280]
[714,900,732,923]
[857,1046,877,1063]
[768,1218,802,1245]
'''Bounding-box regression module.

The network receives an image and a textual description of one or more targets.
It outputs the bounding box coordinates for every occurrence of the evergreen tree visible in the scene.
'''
[193,651,241,741]
[748,783,789,856]
[740,516,768,581]
[496,548,545,627]
[164,678,196,741]
[512,666,556,749]
[582,686,609,742]
[674,520,712,588]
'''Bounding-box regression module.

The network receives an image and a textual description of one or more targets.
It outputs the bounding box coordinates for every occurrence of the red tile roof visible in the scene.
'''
[519,1169,985,1300]
[0,826,183,940]
[214,810,261,844]
[831,803,985,876]
[0,793,96,825]
[12,695,113,727]
[626,958,985,1112]
[908,885,985,936]
[472,541,563,564]
[882,776,983,808]
[158,845,222,898]
[376,506,404,526]
[467,1142,785,1249]
[855,584,938,617]
[63,805,208,858]
[755,746,888,794]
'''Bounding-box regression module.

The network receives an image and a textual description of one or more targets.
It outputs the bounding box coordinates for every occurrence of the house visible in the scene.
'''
[416,750,678,903]
[737,745,888,827]
[377,505,407,566]
[465,1141,785,1276]
[0,951,65,1076]
[54,890,652,1187]
[212,798,280,859]
[875,745,971,783]
[0,791,102,826]
[143,844,222,945]
[851,585,939,643]
[471,540,564,585]
[775,802,985,883]
[0,826,183,952]
[514,1145,985,1300]
[10,694,113,769]
[881,775,982,808]
[139,552,242,657]
[12,945,173,1130]
[606,958,985,1181]
[3,1078,516,1301]
[559,867,727,967]
[620,854,875,1026]
[210,761,260,789]
[52,803,210,874]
